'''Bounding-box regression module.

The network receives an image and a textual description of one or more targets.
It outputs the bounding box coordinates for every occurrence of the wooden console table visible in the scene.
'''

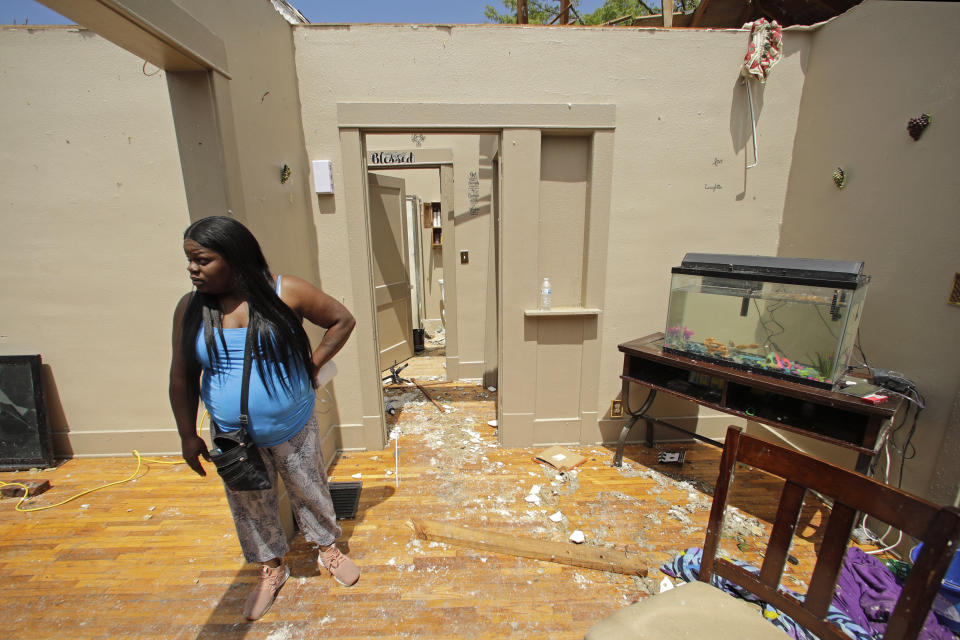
[615,333,900,474]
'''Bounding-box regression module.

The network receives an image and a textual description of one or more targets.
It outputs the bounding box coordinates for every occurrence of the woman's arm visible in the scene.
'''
[169,292,208,477]
[279,275,356,377]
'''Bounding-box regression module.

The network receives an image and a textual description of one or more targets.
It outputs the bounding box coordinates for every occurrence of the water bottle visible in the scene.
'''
[540,277,552,311]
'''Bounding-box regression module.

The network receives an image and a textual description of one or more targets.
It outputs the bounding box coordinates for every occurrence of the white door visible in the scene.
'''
[368,173,414,373]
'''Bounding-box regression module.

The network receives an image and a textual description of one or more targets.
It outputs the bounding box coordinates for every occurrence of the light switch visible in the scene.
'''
[460,250,469,264]
[312,160,333,194]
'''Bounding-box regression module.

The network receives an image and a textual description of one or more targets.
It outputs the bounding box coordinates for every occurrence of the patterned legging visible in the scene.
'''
[218,415,341,563]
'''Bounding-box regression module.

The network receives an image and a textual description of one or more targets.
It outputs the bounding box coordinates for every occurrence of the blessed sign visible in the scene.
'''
[369,151,415,165]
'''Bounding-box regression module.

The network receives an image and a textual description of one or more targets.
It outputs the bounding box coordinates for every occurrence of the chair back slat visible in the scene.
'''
[701,427,960,640]
[885,508,960,640]
[759,481,806,588]
[716,559,850,640]
[805,501,858,615]
[700,426,741,584]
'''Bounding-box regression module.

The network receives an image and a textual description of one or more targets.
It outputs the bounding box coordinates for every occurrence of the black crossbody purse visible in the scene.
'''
[208,324,272,492]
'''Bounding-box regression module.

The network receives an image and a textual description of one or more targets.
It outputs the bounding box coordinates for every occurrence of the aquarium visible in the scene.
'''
[663,254,870,390]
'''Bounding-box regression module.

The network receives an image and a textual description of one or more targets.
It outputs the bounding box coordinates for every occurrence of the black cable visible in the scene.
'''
[847,326,923,489]
[897,408,921,488]
[855,329,870,370]
[753,298,786,354]
[892,388,924,489]
[813,303,839,341]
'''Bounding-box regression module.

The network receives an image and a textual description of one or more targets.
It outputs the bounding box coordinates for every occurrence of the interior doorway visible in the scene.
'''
[366,164,445,379]
[341,105,615,451]
[363,132,500,415]
[366,172,415,374]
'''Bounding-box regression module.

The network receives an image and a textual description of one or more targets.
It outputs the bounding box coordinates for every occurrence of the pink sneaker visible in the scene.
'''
[318,545,360,586]
[243,563,289,621]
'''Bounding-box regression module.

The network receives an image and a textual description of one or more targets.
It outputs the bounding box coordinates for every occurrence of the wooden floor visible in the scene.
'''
[2,352,845,639]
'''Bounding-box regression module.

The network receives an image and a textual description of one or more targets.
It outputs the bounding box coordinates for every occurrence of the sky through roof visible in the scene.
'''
[4,0,612,26]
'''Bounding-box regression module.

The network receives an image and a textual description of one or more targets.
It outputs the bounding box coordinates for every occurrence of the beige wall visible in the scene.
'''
[293,23,811,447]
[778,0,960,503]
[0,26,188,456]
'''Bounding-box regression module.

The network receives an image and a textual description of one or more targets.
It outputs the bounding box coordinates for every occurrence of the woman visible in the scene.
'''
[169,216,359,621]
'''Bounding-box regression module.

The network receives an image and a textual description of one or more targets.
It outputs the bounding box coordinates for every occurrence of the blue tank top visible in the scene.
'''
[196,288,315,447]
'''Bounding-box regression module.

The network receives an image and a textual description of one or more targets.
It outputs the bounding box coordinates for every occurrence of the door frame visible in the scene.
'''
[338,103,615,450]
[403,194,424,335]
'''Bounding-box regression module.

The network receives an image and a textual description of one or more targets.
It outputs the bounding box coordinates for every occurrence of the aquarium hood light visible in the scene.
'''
[673,253,869,289]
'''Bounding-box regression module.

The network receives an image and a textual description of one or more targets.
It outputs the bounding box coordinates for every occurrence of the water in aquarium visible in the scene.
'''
[664,272,868,389]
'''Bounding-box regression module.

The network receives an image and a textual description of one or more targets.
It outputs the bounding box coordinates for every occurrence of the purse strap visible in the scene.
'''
[238,320,255,433]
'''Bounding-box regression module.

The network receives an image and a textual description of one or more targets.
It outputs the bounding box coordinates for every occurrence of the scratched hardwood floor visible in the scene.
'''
[2,356,844,640]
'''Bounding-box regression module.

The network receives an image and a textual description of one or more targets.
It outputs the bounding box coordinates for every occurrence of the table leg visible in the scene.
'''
[855,452,871,475]
[612,387,657,467]
[613,416,640,468]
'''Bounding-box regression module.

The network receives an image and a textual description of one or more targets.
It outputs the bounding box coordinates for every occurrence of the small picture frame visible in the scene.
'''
[610,399,624,418]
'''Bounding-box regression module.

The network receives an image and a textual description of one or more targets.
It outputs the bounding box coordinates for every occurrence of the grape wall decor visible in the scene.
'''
[907,113,931,140]
[832,167,847,189]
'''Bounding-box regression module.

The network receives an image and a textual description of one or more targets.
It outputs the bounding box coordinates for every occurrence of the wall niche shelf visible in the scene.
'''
[424,201,442,247]
[524,307,601,317]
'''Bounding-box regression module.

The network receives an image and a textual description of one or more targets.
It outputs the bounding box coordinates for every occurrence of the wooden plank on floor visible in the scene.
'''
[410,518,649,576]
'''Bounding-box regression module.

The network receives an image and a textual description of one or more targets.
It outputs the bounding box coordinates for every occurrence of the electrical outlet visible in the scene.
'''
[610,399,624,418]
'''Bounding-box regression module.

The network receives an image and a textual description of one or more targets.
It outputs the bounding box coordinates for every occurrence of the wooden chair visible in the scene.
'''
[585,426,960,640]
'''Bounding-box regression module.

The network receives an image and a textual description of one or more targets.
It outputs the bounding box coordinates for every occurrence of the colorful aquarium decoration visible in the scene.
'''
[665,324,695,349]
[663,254,870,390]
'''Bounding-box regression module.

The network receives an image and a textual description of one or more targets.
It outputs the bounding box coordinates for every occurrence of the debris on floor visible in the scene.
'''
[0,479,51,498]
[657,450,686,466]
[534,445,587,471]
[412,378,445,412]
[367,353,806,630]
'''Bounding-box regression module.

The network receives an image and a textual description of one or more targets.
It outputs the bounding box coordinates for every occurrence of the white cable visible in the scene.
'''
[864,442,903,556]
[867,530,904,557]
[879,387,925,409]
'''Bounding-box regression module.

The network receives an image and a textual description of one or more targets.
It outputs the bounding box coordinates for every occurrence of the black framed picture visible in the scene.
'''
[0,355,55,470]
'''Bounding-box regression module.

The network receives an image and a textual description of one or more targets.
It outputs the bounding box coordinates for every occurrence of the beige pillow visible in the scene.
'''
[585,581,790,640]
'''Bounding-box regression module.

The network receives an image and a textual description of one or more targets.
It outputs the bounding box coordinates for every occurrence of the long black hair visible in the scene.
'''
[180,216,313,397]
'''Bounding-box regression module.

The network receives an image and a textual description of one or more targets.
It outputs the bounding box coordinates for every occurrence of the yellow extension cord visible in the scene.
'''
[0,411,209,513]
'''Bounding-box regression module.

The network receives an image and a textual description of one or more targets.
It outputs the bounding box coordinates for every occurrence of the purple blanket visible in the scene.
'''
[834,546,954,640]
[663,547,956,640]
